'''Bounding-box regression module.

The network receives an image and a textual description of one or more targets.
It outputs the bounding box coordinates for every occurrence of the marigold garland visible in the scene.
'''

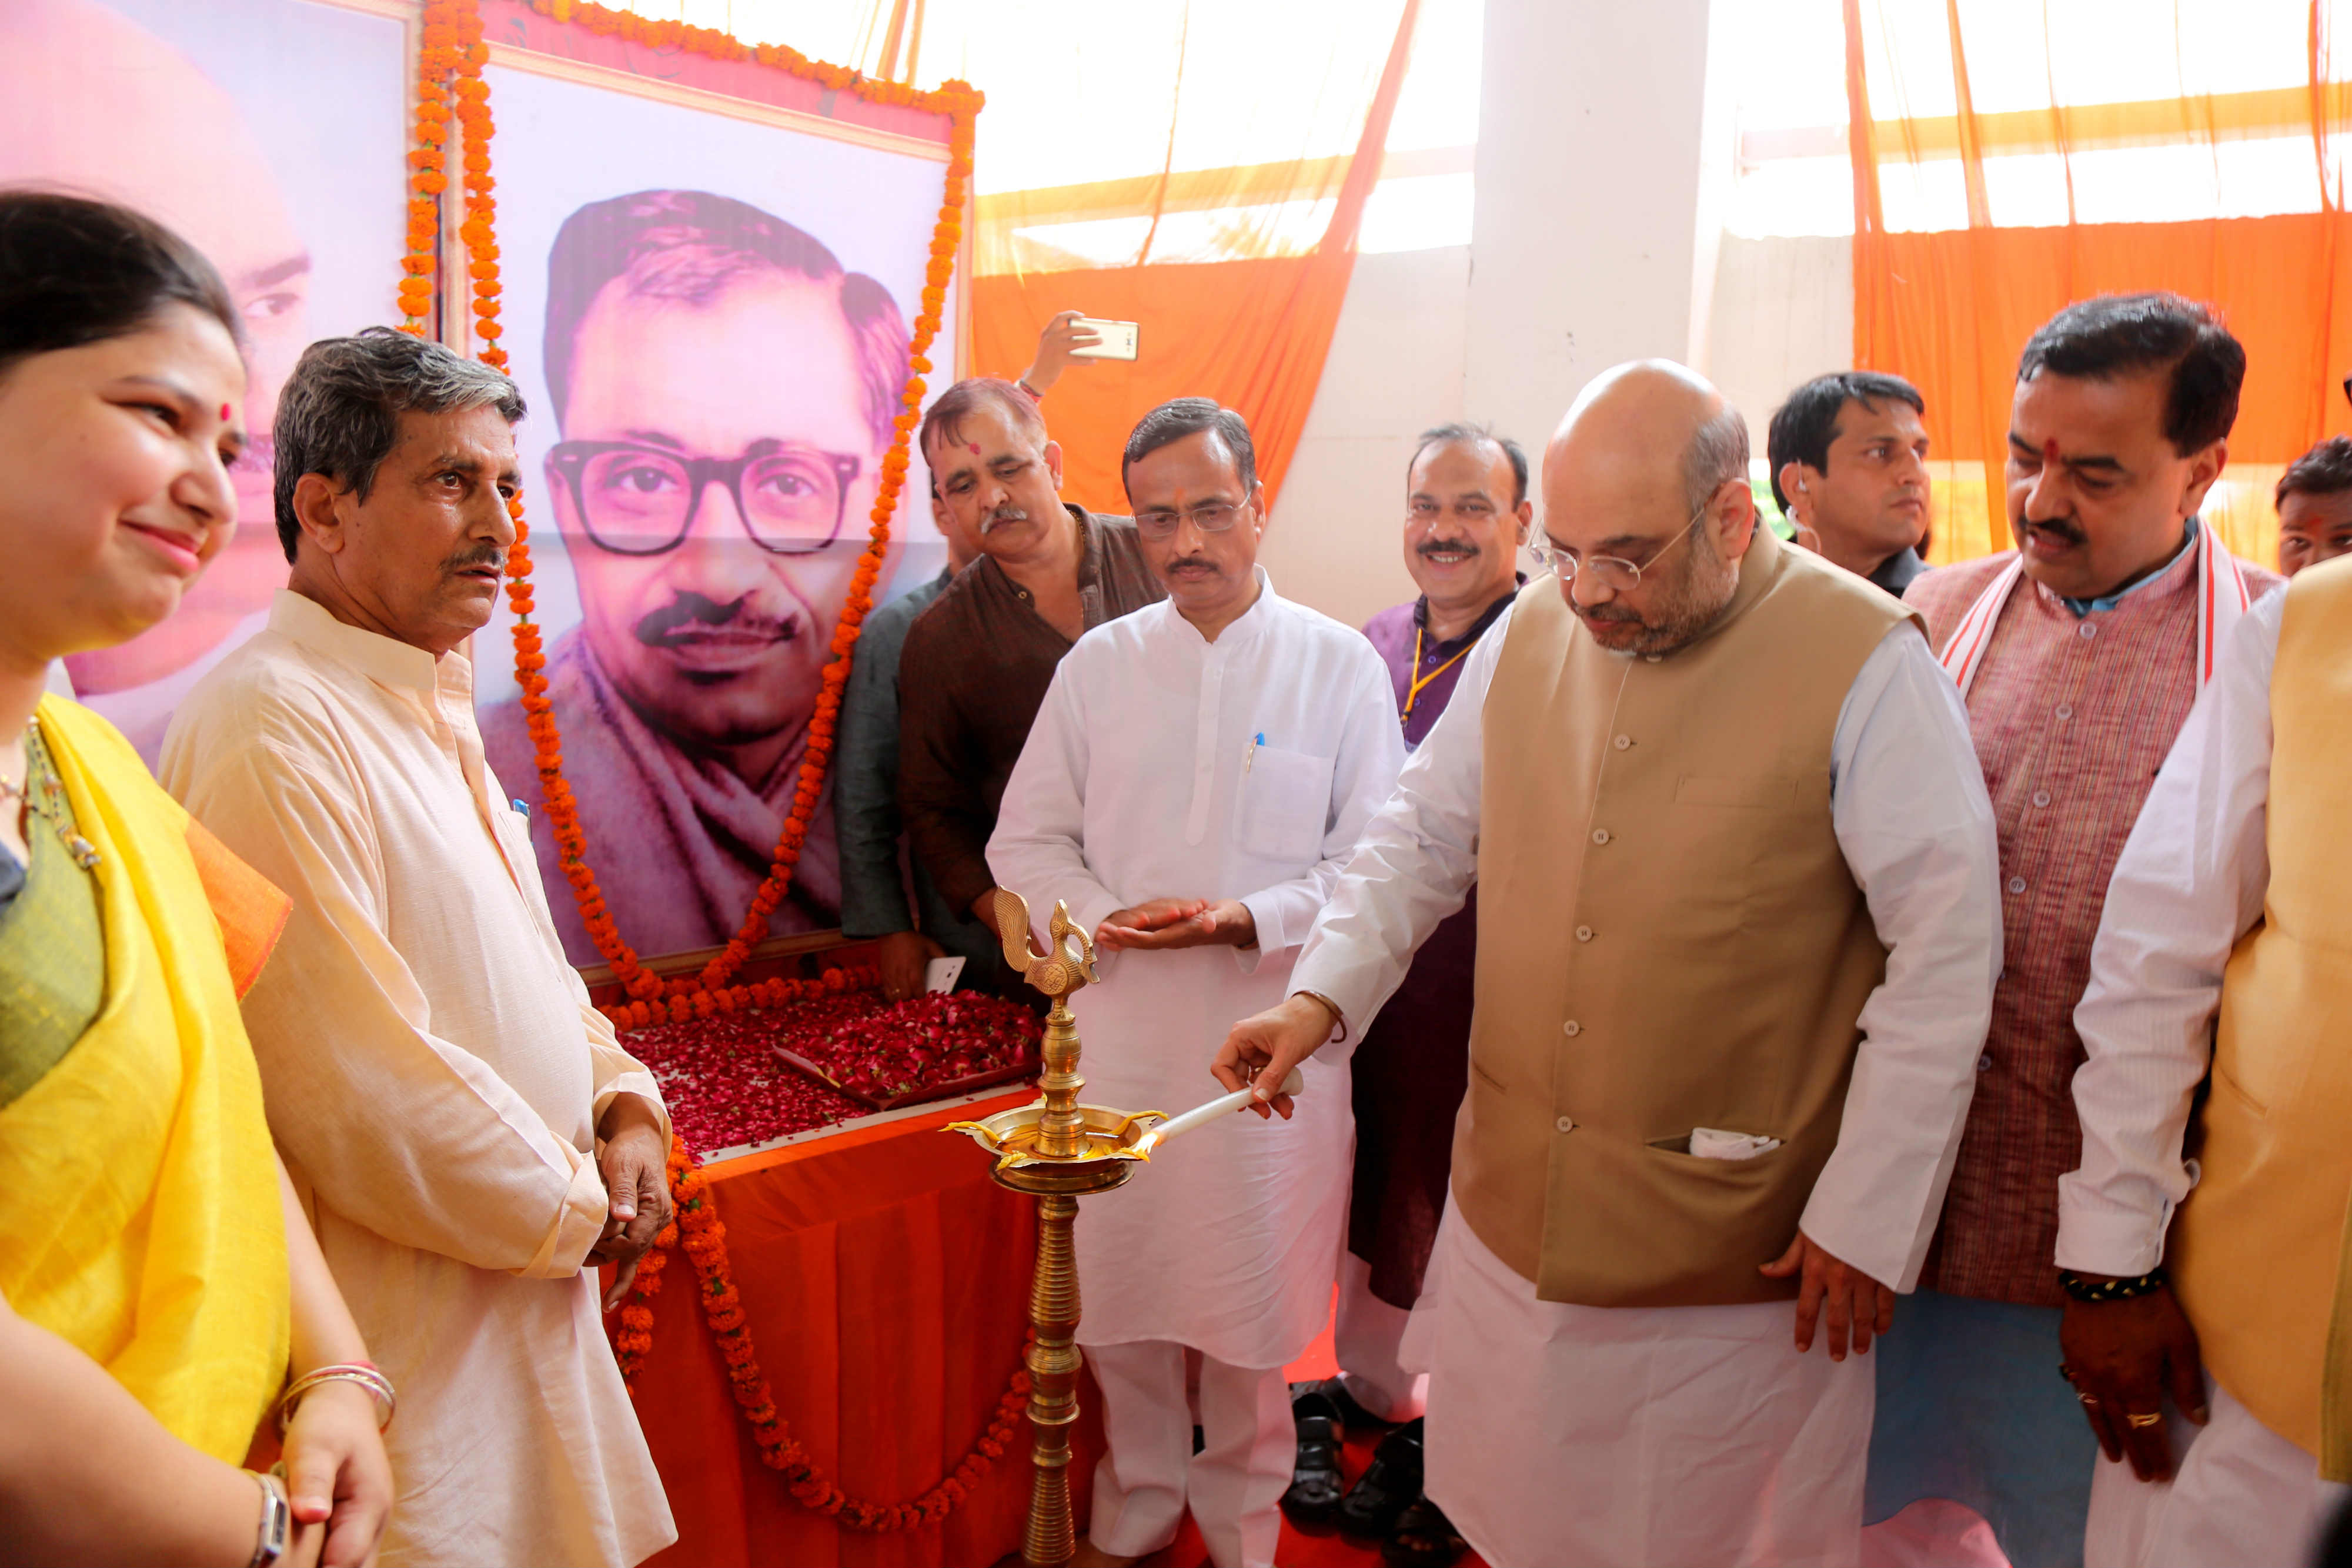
[489,0,983,1014]
[401,5,1014,1529]
[593,964,878,1034]
[624,1136,1034,1532]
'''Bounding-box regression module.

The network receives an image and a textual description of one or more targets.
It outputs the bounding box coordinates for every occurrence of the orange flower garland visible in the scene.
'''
[503,0,983,1013]
[402,5,1019,1531]
[634,1135,1032,1531]
[594,964,877,1034]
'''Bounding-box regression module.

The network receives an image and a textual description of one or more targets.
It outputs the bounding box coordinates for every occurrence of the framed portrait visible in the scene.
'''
[0,0,414,764]
[469,30,966,965]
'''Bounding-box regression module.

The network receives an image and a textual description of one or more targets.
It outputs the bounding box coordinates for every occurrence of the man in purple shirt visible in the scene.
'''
[1284,424,1529,1560]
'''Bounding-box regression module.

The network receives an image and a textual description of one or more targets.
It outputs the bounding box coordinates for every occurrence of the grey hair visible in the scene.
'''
[273,326,526,562]
[1681,402,1750,517]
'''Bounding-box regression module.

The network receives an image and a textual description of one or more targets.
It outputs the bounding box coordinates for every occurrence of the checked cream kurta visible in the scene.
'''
[988,570,1404,1370]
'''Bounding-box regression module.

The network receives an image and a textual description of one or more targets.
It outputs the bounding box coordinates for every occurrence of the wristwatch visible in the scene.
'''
[246,1467,290,1568]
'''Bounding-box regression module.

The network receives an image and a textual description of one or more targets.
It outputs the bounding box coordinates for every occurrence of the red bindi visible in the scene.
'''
[220,404,233,422]
[968,442,981,454]
[2043,439,2060,463]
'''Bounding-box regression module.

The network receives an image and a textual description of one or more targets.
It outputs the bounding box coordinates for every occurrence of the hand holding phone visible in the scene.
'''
[1069,316,1140,361]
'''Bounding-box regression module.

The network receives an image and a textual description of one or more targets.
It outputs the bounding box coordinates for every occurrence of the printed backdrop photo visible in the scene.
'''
[2,0,411,764]
[472,53,963,965]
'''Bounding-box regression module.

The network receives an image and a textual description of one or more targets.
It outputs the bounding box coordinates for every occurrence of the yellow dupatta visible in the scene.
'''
[0,696,290,1462]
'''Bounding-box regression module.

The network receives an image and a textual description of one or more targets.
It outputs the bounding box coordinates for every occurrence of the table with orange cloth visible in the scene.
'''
[628,1091,1105,1568]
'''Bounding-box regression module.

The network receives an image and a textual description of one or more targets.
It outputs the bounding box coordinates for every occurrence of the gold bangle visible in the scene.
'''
[1293,989,1348,1044]
[279,1362,397,1433]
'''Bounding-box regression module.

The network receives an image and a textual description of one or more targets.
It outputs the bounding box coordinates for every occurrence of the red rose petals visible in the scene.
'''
[620,989,1043,1157]
[778,992,1043,1106]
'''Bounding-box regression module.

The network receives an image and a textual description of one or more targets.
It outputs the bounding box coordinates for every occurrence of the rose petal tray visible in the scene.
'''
[771,1045,1041,1112]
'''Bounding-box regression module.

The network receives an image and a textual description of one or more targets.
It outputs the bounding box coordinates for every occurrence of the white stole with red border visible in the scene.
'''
[1936,521,2255,698]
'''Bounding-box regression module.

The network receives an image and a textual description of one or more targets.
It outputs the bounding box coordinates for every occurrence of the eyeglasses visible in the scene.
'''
[1133,500,1248,540]
[1528,503,1705,593]
[547,439,862,556]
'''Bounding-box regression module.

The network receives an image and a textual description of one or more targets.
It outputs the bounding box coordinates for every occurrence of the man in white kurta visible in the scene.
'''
[161,331,675,1567]
[1219,363,2003,1567]
[989,400,1404,1568]
[2060,560,2352,1568]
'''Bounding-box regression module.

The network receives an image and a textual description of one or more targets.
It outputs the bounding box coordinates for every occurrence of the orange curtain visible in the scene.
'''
[970,0,1421,514]
[1844,0,2352,569]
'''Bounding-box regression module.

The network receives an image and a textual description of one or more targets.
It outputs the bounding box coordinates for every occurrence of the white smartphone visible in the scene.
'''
[923,955,967,994]
[1069,316,1140,361]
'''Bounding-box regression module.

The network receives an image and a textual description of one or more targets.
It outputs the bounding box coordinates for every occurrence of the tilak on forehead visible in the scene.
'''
[2044,438,2061,463]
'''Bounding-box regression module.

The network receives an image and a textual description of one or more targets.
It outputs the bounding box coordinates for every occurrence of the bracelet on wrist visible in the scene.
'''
[245,1467,290,1568]
[2059,1266,2168,1303]
[1292,989,1348,1044]
[1015,377,1044,401]
[278,1360,398,1433]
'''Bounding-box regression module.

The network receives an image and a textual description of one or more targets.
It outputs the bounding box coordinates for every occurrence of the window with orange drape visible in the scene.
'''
[673,0,1449,515]
[1843,0,2352,570]
[959,0,1425,514]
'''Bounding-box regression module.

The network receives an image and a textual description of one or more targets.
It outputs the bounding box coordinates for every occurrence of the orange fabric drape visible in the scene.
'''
[634,1093,1102,1568]
[971,0,1421,514]
[1844,0,2352,569]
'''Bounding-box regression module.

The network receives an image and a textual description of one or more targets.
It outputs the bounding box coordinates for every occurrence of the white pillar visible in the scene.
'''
[1464,0,1715,445]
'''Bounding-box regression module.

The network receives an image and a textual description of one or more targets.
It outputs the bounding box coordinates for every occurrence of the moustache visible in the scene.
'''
[2022,516,2087,548]
[1162,556,1221,575]
[980,504,1029,534]
[1416,537,1481,559]
[445,546,507,576]
[1573,602,1644,627]
[634,591,799,647]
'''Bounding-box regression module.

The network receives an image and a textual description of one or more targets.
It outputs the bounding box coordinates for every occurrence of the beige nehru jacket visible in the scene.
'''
[2173,557,2352,1461]
[1456,527,1919,1307]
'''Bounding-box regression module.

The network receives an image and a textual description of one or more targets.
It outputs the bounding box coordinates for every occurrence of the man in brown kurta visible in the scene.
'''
[896,378,1160,990]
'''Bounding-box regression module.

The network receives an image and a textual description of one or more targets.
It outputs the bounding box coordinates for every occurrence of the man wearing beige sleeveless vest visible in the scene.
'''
[1215,362,2003,1567]
[2057,554,2352,1567]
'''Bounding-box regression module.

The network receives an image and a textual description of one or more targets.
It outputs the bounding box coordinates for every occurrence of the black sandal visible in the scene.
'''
[1338,1417,1424,1540]
[1278,1386,1347,1527]
[1382,1496,1467,1568]
[1290,1374,1395,1434]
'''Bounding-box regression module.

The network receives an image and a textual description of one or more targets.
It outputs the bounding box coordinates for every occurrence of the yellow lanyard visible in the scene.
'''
[1401,623,1477,724]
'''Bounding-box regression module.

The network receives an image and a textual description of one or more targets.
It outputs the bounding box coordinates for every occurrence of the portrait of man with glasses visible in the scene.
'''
[481,188,911,964]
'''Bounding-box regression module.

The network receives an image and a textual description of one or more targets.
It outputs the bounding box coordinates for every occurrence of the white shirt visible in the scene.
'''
[161,591,674,1568]
[987,570,1405,1365]
[1290,594,2004,1293]
[2057,586,2290,1276]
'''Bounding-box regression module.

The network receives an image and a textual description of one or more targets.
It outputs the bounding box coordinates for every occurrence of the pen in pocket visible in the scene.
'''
[1246,731,1264,773]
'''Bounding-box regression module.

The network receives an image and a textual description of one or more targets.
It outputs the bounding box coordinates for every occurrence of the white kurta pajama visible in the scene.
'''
[1292,599,2003,1568]
[161,591,676,1568]
[2060,587,2350,1568]
[988,569,1405,1567]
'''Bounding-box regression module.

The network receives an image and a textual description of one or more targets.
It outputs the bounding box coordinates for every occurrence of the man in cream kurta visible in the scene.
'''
[989,400,1404,1568]
[1220,363,2003,1567]
[162,330,675,1567]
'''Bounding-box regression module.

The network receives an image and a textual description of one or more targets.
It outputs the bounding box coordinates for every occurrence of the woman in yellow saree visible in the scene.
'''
[0,192,392,1566]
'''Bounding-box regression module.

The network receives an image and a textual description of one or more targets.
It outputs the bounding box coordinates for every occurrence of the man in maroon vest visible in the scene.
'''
[1282,425,1529,1550]
[1866,293,2277,1568]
